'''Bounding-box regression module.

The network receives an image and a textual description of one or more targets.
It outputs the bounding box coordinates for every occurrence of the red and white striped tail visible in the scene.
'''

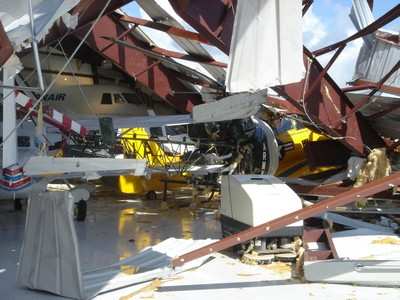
[15,92,87,137]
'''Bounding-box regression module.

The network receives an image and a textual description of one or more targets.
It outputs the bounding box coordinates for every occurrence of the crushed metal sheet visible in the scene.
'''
[83,238,217,298]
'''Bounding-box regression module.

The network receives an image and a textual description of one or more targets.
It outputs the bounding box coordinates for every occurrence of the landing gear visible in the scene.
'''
[145,191,157,200]
[75,200,87,222]
[14,198,23,211]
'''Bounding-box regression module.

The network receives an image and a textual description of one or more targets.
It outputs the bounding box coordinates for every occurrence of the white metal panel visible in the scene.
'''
[221,175,303,227]
[83,238,217,298]
[349,0,374,46]
[305,259,400,286]
[192,92,265,123]
[304,229,400,286]
[347,91,400,139]
[17,188,84,299]
[0,0,79,49]
[23,156,147,178]
[354,37,400,88]
[225,0,304,93]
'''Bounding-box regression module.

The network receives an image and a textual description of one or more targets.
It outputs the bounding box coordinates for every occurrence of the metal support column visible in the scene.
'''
[28,0,46,154]
[2,58,18,168]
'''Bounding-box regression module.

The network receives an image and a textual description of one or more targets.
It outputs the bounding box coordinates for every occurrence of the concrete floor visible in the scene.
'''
[1,189,400,300]
[0,190,221,299]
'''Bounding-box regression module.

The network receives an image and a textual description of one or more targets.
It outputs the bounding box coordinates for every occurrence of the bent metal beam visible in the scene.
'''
[73,13,202,113]
[172,172,400,267]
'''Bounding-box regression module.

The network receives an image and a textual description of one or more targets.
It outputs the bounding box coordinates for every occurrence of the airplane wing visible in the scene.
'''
[78,92,266,130]
[23,156,146,180]
[79,114,193,130]
[148,164,226,176]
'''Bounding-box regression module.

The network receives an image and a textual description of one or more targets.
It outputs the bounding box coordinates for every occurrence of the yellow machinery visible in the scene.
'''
[275,122,339,178]
[118,128,188,199]
[118,122,341,198]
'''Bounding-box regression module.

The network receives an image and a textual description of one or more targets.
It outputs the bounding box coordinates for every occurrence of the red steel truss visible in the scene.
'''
[172,172,400,267]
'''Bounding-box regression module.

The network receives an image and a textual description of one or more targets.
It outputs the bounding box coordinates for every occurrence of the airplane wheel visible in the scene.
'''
[145,191,157,200]
[75,200,87,222]
[14,198,23,211]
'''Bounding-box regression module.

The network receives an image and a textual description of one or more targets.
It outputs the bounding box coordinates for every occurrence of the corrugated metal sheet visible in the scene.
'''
[349,0,374,46]
[347,91,400,139]
[136,0,226,83]
[116,10,221,92]
[354,35,400,88]
[83,238,217,299]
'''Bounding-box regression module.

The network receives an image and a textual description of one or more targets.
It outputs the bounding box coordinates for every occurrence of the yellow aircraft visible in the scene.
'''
[118,128,190,200]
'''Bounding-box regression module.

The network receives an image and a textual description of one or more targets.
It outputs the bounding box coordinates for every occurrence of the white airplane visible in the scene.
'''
[43,84,176,120]
[43,84,197,154]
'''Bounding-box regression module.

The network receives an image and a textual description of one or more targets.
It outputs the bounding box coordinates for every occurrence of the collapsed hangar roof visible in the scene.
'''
[0,0,400,155]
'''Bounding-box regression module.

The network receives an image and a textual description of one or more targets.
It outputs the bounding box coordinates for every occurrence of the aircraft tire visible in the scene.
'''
[14,198,23,211]
[76,200,87,222]
[145,191,157,201]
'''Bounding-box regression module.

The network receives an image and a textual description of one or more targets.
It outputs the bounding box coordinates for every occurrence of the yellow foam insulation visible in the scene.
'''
[236,272,260,277]
[371,237,400,245]
[354,148,391,206]
[119,279,161,300]
[262,262,292,275]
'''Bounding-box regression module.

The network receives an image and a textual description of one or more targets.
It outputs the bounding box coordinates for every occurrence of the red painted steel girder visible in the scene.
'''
[335,59,400,125]
[119,14,211,45]
[0,21,12,66]
[102,36,228,68]
[289,183,398,200]
[276,49,384,155]
[169,0,320,55]
[313,4,400,56]
[351,79,400,96]
[74,13,202,113]
[169,0,385,155]
[266,95,304,115]
[99,36,221,90]
[172,171,400,267]
[168,0,236,54]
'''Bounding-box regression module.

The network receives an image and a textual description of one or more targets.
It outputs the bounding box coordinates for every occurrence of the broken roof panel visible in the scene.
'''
[0,0,80,50]
[0,21,12,66]
[354,34,400,88]
[135,0,226,83]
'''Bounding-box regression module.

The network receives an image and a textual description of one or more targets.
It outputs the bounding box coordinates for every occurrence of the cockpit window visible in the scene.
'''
[101,93,112,105]
[166,125,187,136]
[114,94,128,104]
[150,127,163,137]
[122,93,143,105]
[17,136,30,147]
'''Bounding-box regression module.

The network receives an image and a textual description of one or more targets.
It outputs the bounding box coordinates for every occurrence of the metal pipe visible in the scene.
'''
[28,0,47,153]
[28,0,45,92]
[0,84,43,92]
